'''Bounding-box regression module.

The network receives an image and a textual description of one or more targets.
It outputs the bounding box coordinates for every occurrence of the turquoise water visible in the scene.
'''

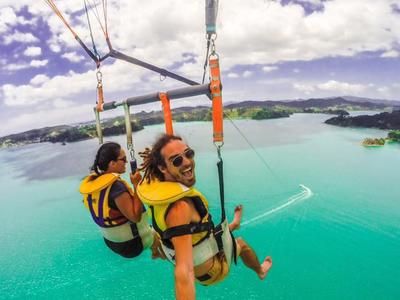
[1,113,399,299]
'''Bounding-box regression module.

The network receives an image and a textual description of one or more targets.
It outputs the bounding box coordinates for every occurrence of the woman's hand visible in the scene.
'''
[130,171,142,188]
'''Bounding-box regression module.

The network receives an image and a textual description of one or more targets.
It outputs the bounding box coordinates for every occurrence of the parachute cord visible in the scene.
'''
[202,37,211,84]
[84,0,100,58]
[44,0,99,63]
[223,112,285,189]
[44,0,78,38]
[86,0,108,38]
[103,0,109,38]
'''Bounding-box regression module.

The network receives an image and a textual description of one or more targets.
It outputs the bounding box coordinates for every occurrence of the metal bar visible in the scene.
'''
[167,84,210,100]
[109,49,200,86]
[123,103,133,146]
[205,0,218,35]
[94,107,103,144]
[103,101,117,111]
[125,92,160,107]
[98,83,211,112]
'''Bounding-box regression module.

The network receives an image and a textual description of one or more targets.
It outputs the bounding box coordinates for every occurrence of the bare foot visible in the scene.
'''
[258,256,272,280]
[229,205,243,232]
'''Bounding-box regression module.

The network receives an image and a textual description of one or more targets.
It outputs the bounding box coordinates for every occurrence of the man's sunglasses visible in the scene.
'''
[170,148,195,167]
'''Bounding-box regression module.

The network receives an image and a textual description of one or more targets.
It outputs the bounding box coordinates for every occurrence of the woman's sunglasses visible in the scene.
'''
[170,148,195,167]
[117,156,127,163]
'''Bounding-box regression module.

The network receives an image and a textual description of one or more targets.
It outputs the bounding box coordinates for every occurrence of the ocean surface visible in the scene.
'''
[1,113,399,300]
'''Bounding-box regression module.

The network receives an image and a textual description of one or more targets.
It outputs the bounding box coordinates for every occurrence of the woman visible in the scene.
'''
[79,142,162,258]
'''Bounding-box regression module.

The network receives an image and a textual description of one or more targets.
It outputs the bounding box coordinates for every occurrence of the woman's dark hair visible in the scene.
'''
[91,142,121,175]
[139,134,182,183]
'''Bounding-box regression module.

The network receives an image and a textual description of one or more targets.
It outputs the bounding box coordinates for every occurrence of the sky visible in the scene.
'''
[1,0,400,136]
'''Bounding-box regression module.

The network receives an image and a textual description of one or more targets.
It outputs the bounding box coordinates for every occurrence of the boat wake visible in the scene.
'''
[241,184,313,227]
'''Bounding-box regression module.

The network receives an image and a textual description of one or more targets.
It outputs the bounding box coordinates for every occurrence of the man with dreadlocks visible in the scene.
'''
[137,134,272,300]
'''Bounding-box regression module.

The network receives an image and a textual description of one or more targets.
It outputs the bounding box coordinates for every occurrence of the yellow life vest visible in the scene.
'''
[137,179,210,245]
[80,173,130,227]
[79,173,153,247]
[137,179,234,268]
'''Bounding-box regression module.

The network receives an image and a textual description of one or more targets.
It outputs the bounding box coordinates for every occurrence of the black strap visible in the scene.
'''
[196,273,212,282]
[213,223,224,253]
[162,222,212,241]
[129,222,139,239]
[230,230,237,265]
[217,158,226,222]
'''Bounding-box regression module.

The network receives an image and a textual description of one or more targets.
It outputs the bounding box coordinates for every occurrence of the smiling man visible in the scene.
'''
[137,134,272,300]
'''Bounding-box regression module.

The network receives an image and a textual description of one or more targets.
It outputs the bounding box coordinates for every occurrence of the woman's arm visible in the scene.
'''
[114,192,143,223]
[115,172,144,223]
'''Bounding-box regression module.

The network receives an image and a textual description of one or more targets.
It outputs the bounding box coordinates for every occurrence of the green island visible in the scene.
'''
[362,138,386,146]
[362,130,400,147]
[388,130,400,142]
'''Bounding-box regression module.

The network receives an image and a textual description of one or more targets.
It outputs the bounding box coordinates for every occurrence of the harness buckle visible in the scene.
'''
[213,225,224,237]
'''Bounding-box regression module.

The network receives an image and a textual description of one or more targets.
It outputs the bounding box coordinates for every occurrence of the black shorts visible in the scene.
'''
[104,237,144,258]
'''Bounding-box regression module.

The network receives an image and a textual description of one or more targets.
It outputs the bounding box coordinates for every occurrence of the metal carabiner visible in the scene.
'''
[96,69,103,86]
[214,142,224,160]
[209,37,219,59]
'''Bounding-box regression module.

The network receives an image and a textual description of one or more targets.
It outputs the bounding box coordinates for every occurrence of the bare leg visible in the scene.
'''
[236,238,272,280]
[229,205,243,232]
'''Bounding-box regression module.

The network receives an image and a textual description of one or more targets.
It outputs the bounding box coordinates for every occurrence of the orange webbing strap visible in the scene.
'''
[96,69,104,112]
[96,84,104,112]
[159,92,174,135]
[209,57,223,143]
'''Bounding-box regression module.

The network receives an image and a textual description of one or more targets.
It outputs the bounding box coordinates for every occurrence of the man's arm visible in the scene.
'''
[166,199,195,300]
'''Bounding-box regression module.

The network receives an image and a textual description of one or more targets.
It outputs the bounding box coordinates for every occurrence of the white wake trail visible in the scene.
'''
[241,184,313,227]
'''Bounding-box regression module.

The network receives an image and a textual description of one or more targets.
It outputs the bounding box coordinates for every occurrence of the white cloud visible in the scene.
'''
[0,59,146,107]
[293,83,315,93]
[227,72,239,78]
[381,50,399,58]
[293,68,300,73]
[243,70,253,78]
[0,104,94,137]
[0,7,17,33]
[61,52,85,63]
[2,60,48,71]
[262,66,278,73]
[30,59,49,67]
[49,43,61,53]
[293,80,367,95]
[3,63,29,71]
[23,46,42,57]
[377,86,389,94]
[30,74,50,85]
[317,80,366,94]
[53,98,74,108]
[0,6,37,34]
[3,31,39,44]
[4,1,400,68]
